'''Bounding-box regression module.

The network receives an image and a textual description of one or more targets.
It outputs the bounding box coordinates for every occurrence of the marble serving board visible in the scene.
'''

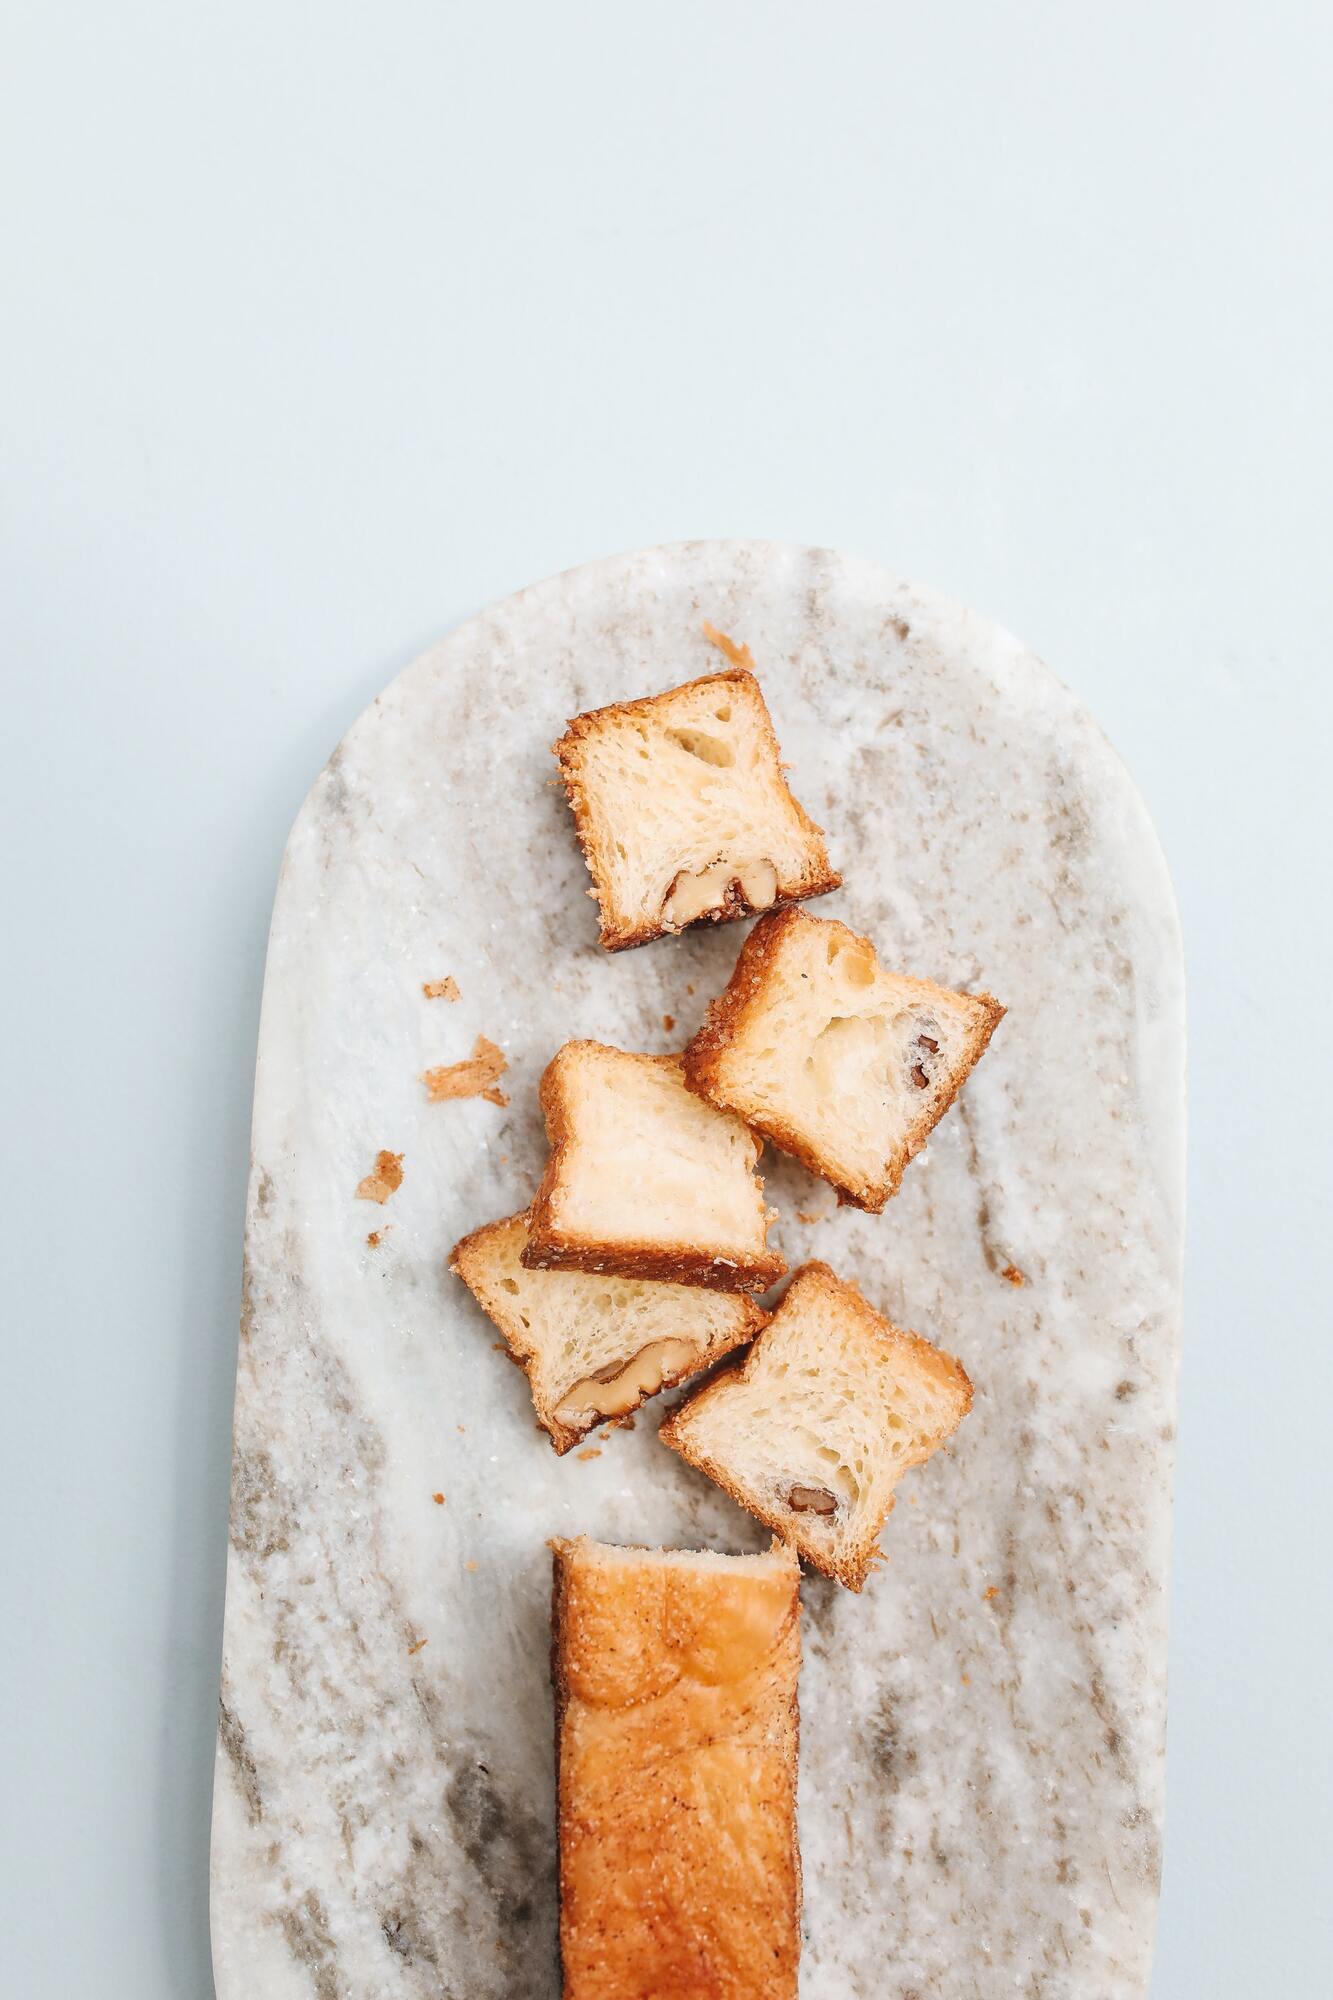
[210,541,1184,2000]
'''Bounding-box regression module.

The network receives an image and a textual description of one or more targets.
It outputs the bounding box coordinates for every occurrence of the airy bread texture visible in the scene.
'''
[524,1041,786,1292]
[659,1263,973,1590]
[554,660,840,951]
[449,1212,766,1453]
[684,906,1004,1211]
[551,1535,801,1999]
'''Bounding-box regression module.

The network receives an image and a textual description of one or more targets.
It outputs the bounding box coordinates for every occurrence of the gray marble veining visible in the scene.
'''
[210,541,1184,1998]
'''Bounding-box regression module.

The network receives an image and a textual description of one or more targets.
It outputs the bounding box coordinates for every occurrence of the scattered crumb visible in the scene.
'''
[960,1672,971,1686]
[686,983,695,996]
[984,1585,999,1600]
[620,1415,636,1432]
[702,620,756,671]
[432,1493,445,1505]
[407,1637,428,1656]
[356,1150,404,1204]
[663,1014,675,1032]
[422,976,460,1001]
[456,1424,466,1434]
[366,1230,382,1247]
[464,1559,479,1573]
[424,1035,509,1104]
[794,1208,829,1226]
[577,1448,602,1462]
[1000,1264,1026,1287]
[491,1341,507,1352]
[498,1153,508,1164]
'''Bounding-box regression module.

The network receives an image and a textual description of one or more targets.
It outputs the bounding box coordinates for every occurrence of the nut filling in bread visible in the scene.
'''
[787,1483,839,1516]
[662,855,779,930]
[555,1337,701,1421]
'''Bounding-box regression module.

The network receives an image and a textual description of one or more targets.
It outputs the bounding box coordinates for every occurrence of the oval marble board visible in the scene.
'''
[211,541,1183,2000]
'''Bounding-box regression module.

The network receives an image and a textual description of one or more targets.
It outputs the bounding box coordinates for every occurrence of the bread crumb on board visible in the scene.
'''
[423,976,460,1001]
[432,1493,445,1505]
[423,1035,508,1107]
[702,621,756,672]
[464,1559,479,1573]
[663,1014,675,1031]
[407,1637,428,1656]
[356,1151,404,1204]
[577,1448,602,1462]
[1000,1264,1026,1287]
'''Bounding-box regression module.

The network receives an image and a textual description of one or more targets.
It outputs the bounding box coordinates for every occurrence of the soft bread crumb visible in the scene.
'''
[356,1151,404,1204]
[423,1035,508,1103]
[702,621,756,671]
[422,976,460,1001]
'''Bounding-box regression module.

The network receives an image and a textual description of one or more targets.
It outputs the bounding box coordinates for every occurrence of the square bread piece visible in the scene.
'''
[659,1262,972,1590]
[552,1536,801,2000]
[449,1212,766,1454]
[523,1041,786,1293]
[554,657,840,951]
[683,905,1005,1211]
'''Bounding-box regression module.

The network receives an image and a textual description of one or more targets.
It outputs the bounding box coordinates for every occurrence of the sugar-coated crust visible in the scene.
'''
[682,907,1006,1211]
[551,1538,801,1998]
[450,1212,767,1453]
[659,1262,973,1591]
[523,1043,787,1294]
[554,666,841,952]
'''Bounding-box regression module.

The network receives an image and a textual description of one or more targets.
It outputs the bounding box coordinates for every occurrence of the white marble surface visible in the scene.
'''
[210,541,1183,1998]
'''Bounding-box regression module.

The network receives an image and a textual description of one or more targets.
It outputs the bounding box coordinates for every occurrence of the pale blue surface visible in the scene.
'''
[2,5,1331,1996]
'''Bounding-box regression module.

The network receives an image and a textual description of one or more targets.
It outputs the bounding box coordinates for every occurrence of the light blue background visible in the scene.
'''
[3,5,1330,1995]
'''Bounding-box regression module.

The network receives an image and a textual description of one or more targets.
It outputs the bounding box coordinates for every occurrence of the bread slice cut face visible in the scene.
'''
[554,664,840,951]
[450,1212,766,1452]
[684,906,1004,1211]
[659,1262,972,1590]
[523,1041,786,1292]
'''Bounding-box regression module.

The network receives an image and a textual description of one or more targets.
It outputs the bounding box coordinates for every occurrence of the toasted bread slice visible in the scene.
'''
[554,653,840,951]
[450,1212,766,1453]
[684,906,1004,1211]
[551,1536,801,1999]
[659,1262,972,1590]
[523,1041,787,1292]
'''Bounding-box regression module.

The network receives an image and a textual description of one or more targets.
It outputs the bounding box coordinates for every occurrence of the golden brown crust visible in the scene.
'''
[523,1043,787,1294]
[551,1539,801,1998]
[683,907,1005,1211]
[554,666,841,952]
[660,1263,973,1591]
[449,1214,767,1454]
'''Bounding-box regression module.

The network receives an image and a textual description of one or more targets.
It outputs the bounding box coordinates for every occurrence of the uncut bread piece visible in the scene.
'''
[552,1536,801,2000]
[449,1213,766,1454]
[660,1263,972,1591]
[523,1041,786,1292]
[554,656,840,951]
[684,905,1004,1212]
